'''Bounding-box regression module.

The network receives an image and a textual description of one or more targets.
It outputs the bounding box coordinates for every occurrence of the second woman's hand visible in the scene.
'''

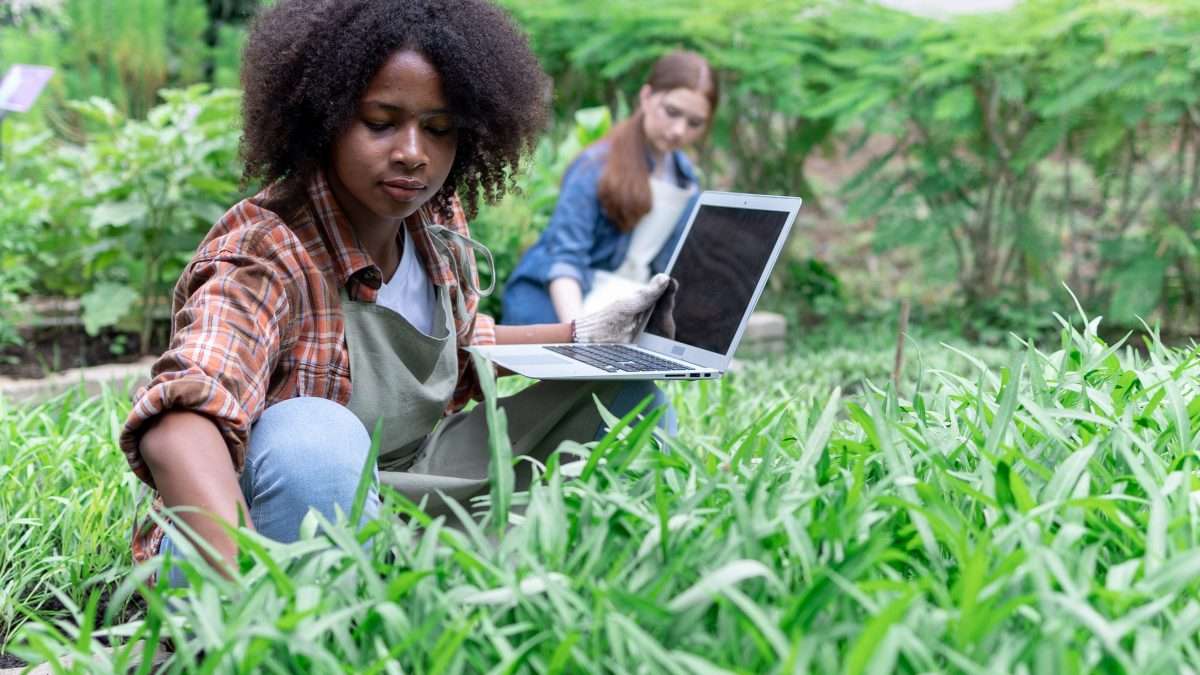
[572,273,671,343]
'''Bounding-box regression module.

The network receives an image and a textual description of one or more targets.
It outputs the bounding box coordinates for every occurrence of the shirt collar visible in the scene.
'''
[671,150,700,184]
[305,170,457,293]
[306,170,380,289]
[645,148,700,188]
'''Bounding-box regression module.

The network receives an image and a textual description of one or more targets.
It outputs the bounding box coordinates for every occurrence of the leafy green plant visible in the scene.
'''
[8,309,1200,670]
[68,85,243,351]
[202,0,260,87]
[79,283,138,338]
[0,267,33,353]
[0,119,87,325]
[772,257,844,324]
[821,0,1200,328]
[0,387,143,650]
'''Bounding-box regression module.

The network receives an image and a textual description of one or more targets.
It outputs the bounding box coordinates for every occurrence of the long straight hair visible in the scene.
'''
[596,51,719,232]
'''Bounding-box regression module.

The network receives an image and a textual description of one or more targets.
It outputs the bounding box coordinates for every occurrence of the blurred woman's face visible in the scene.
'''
[329,50,458,229]
[639,86,711,157]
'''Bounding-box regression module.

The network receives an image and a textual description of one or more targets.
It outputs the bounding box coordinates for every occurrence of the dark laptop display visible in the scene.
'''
[645,204,789,355]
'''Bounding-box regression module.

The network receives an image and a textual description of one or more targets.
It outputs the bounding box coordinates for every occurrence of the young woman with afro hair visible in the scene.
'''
[121,0,675,584]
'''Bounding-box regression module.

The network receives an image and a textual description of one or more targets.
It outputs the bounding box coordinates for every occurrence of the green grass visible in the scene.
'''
[0,389,145,647]
[4,311,1200,672]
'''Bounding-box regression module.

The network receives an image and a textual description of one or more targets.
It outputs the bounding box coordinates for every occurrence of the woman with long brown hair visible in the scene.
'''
[502,50,719,324]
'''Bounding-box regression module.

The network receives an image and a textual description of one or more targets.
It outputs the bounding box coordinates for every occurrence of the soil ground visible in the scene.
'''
[0,593,147,670]
[0,323,167,379]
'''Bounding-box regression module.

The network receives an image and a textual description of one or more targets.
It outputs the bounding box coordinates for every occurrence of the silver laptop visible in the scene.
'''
[471,191,802,380]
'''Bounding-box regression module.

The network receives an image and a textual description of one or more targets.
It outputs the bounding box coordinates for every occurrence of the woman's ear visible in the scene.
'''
[638,84,653,110]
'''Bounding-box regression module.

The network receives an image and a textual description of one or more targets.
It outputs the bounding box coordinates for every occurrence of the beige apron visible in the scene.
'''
[582,177,695,314]
[342,278,623,519]
[342,285,458,469]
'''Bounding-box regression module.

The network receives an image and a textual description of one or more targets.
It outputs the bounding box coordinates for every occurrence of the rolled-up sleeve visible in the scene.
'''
[471,312,496,346]
[447,310,497,410]
[119,235,291,488]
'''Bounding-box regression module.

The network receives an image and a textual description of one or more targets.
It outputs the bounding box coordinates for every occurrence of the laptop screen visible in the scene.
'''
[644,204,789,355]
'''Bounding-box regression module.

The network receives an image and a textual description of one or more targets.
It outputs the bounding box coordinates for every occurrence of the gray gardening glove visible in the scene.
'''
[573,273,672,343]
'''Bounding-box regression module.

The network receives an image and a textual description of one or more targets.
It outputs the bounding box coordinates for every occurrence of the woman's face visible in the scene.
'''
[329,50,458,228]
[639,85,712,157]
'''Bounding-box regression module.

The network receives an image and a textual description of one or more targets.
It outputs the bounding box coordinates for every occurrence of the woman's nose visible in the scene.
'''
[668,119,688,141]
[390,124,428,169]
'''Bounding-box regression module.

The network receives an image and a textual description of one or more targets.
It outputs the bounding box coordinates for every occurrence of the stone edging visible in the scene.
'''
[0,312,787,404]
[0,357,157,404]
[0,642,170,675]
[739,311,787,353]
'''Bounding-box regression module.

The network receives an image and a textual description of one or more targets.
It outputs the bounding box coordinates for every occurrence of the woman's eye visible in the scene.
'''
[364,120,391,132]
[424,115,457,136]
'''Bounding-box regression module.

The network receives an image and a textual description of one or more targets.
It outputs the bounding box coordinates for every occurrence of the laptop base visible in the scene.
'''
[468,344,721,381]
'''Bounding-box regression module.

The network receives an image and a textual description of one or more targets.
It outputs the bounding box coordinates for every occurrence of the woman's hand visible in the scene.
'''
[573,273,671,343]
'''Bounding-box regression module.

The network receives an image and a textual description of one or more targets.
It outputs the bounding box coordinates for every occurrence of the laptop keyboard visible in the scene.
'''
[546,344,693,373]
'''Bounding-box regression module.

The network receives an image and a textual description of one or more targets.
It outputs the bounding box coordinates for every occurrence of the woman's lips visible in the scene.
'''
[382,178,426,202]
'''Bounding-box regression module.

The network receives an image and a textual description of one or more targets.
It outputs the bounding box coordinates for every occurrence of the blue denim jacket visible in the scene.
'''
[501,141,700,325]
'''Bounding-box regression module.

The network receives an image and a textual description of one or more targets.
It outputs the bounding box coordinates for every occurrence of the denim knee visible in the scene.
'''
[156,398,379,587]
[241,397,379,542]
[604,381,678,437]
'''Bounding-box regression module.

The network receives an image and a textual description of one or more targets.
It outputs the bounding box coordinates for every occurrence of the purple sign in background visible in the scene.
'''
[0,65,55,113]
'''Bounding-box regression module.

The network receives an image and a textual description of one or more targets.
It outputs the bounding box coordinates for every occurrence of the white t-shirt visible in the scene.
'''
[376,227,438,336]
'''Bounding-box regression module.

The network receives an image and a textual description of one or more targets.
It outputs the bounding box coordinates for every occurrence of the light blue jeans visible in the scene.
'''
[158,381,673,586]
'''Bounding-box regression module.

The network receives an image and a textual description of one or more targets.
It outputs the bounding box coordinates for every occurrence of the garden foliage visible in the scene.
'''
[0,0,243,122]
[3,0,1199,336]
[824,0,1200,327]
[500,0,1200,329]
[7,313,1200,671]
[0,87,243,351]
[69,86,242,348]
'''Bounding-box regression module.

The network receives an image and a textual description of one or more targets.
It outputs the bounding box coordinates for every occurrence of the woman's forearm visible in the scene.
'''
[494,322,572,345]
[140,410,252,576]
[548,277,584,323]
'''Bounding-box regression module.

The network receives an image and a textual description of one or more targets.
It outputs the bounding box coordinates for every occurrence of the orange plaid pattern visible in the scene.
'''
[121,171,496,563]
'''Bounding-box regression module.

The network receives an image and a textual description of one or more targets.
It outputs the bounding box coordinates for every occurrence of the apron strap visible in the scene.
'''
[421,213,496,336]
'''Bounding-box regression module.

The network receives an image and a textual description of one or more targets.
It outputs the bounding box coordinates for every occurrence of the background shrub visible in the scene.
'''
[2,0,1198,339]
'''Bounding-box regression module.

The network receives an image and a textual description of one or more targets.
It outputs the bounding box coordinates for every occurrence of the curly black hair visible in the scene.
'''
[239,0,550,218]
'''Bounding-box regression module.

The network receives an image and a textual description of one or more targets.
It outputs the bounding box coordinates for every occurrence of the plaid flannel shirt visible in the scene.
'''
[120,171,496,563]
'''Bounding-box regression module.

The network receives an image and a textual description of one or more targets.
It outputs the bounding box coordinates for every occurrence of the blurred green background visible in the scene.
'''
[2,0,1198,364]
